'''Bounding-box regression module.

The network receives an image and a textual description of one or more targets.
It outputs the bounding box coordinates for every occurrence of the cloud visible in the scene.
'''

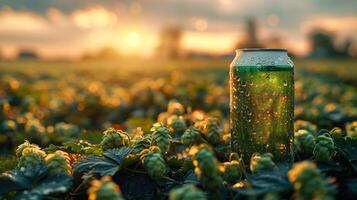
[71,6,118,29]
[0,1,356,58]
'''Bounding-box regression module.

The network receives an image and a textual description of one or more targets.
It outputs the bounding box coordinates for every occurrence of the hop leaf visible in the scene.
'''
[250,153,276,173]
[45,150,71,175]
[294,129,316,155]
[221,160,242,184]
[88,176,124,200]
[189,145,222,191]
[141,146,166,180]
[167,100,185,115]
[167,115,187,134]
[169,184,206,200]
[195,117,222,144]
[100,128,129,151]
[181,127,201,147]
[313,135,335,161]
[151,123,172,153]
[288,161,332,200]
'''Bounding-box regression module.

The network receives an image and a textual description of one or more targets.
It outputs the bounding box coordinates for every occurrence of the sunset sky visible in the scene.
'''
[0,0,356,59]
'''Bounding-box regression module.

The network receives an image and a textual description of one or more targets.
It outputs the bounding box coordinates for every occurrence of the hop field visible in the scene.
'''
[0,58,357,200]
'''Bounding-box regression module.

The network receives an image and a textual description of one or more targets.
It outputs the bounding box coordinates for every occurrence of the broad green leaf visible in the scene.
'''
[74,147,132,177]
[334,137,357,172]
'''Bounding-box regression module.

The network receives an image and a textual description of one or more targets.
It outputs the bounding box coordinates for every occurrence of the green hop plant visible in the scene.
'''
[54,122,80,136]
[330,127,344,138]
[294,120,317,134]
[167,115,187,134]
[288,161,332,200]
[250,153,276,173]
[157,112,170,125]
[16,140,42,157]
[346,121,357,138]
[221,160,242,184]
[100,128,130,151]
[141,146,166,180]
[195,117,221,144]
[313,135,335,161]
[169,184,206,200]
[88,176,124,200]
[45,150,71,175]
[151,123,172,153]
[229,152,240,161]
[181,127,201,147]
[132,135,152,154]
[1,120,17,132]
[18,151,45,169]
[189,145,222,191]
[167,100,185,115]
[17,142,46,169]
[294,129,316,155]
[25,119,46,140]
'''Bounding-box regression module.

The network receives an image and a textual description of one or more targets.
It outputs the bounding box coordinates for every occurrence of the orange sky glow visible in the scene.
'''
[0,1,356,59]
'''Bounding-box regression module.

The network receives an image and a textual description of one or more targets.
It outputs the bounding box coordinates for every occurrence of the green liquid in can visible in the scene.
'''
[230,65,294,164]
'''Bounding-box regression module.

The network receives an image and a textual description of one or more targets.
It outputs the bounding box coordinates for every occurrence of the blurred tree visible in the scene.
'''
[81,47,120,60]
[17,49,39,60]
[235,18,263,49]
[157,25,183,59]
[309,29,351,58]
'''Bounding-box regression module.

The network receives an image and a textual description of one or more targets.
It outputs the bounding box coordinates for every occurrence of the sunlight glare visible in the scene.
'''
[125,32,141,47]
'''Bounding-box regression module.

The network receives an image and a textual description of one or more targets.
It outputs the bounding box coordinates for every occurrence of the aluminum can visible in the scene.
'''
[230,48,294,164]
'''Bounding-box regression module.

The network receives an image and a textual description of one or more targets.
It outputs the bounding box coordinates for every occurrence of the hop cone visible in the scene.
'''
[88,176,124,200]
[346,121,357,138]
[141,146,166,180]
[221,160,242,184]
[17,142,46,169]
[294,129,316,155]
[167,100,185,115]
[54,122,80,136]
[190,145,222,191]
[151,123,172,153]
[181,127,201,146]
[330,127,343,138]
[100,128,129,150]
[25,119,46,141]
[1,120,17,132]
[18,151,45,169]
[195,117,221,144]
[294,120,317,134]
[157,112,170,124]
[313,135,335,161]
[132,136,152,154]
[288,161,331,200]
[167,115,187,134]
[169,184,206,200]
[45,150,72,175]
[16,140,42,157]
[250,153,276,173]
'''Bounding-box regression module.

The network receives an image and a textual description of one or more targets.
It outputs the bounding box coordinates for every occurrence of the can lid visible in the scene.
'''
[238,48,287,52]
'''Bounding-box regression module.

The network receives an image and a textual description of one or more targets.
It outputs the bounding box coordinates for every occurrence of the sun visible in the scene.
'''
[125,32,140,47]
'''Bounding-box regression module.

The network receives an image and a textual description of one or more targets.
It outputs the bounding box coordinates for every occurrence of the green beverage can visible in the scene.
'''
[230,48,294,165]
